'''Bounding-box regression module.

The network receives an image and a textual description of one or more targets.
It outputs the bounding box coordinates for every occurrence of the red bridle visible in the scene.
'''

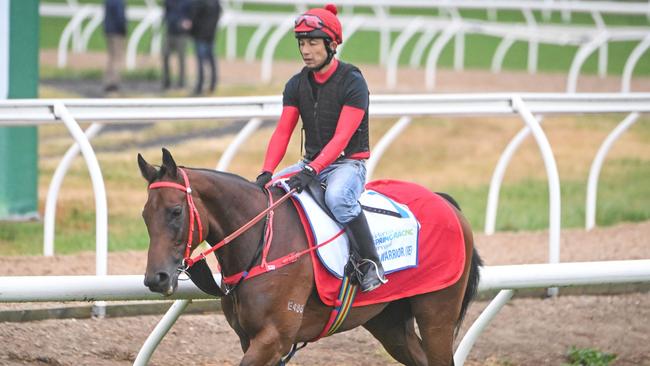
[147,168,297,269]
[148,168,204,267]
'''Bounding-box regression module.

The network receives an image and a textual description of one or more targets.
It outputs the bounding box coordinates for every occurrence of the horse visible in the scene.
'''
[138,148,482,366]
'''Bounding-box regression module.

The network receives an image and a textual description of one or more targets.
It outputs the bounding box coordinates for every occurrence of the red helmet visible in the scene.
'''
[294,4,342,44]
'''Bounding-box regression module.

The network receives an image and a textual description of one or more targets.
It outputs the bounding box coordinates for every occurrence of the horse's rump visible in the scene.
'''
[291,179,466,307]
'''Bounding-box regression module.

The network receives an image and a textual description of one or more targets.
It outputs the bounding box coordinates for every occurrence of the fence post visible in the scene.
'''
[0,0,39,221]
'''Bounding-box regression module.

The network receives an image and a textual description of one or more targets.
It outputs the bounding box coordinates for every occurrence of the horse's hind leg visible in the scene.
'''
[410,204,476,366]
[363,300,427,366]
[410,271,469,366]
[410,295,457,365]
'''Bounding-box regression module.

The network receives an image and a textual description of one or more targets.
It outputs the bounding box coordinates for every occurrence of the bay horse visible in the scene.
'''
[138,148,481,366]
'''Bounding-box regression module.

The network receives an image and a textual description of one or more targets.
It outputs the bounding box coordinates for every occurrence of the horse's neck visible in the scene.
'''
[193,169,269,274]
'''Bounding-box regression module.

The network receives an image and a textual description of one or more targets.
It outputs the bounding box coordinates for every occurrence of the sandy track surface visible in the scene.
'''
[1,221,649,365]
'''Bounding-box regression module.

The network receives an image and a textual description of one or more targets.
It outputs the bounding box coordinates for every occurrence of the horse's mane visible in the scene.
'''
[150,163,253,186]
[182,166,254,186]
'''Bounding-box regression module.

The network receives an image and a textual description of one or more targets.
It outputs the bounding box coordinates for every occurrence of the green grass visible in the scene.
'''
[39,5,650,76]
[0,197,151,256]
[40,66,104,80]
[41,65,160,81]
[0,221,43,256]
[443,158,650,232]
[1,155,647,256]
[564,346,617,366]
[5,112,648,256]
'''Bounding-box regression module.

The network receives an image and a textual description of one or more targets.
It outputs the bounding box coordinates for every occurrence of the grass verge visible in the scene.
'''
[1,156,647,255]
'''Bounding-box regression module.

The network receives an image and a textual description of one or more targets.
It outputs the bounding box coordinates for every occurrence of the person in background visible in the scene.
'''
[162,0,192,90]
[254,4,387,292]
[189,0,222,95]
[103,0,127,93]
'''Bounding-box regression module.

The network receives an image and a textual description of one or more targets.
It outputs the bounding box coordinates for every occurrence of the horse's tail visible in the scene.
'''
[458,248,482,333]
[435,192,460,210]
[436,192,483,333]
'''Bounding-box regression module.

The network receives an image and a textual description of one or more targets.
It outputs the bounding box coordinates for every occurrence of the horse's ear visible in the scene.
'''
[161,147,178,179]
[137,153,158,183]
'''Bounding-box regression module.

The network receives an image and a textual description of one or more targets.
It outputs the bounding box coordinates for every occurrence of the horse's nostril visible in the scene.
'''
[145,271,171,291]
[155,271,170,286]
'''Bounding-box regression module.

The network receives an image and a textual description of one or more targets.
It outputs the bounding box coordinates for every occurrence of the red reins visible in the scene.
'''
[148,168,296,268]
[184,186,296,267]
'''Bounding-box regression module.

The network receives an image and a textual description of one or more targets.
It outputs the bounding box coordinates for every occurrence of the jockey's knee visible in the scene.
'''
[325,188,360,224]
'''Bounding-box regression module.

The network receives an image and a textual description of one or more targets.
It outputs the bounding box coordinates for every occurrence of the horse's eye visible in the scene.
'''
[170,205,182,217]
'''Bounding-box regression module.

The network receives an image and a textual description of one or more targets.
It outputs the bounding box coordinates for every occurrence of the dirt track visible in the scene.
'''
[1,222,649,366]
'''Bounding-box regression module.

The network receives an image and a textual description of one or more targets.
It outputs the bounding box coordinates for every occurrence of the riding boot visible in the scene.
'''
[347,210,388,292]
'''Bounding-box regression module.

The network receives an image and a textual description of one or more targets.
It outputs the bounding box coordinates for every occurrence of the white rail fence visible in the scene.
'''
[1,93,649,272]
[1,259,649,365]
[41,0,650,91]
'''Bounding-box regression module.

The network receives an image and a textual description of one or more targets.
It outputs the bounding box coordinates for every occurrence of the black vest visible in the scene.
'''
[297,62,370,160]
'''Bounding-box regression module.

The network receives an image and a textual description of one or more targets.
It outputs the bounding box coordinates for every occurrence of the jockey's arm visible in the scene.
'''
[261,106,300,173]
[309,105,365,173]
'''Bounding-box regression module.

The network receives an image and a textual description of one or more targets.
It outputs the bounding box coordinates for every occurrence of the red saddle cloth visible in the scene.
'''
[292,179,467,307]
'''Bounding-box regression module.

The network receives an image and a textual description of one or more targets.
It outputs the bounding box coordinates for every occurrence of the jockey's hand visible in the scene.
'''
[255,171,273,189]
[287,166,316,193]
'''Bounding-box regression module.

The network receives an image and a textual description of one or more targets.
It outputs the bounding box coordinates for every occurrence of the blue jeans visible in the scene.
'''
[275,159,367,224]
[194,40,217,93]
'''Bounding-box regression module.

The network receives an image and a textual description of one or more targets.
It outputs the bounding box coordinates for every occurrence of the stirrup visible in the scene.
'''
[359,259,388,292]
[360,259,388,284]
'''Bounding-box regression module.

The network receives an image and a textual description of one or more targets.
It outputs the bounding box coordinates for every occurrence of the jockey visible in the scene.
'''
[254,3,387,292]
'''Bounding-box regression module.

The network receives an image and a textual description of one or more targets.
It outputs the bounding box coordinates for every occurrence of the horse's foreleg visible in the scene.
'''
[238,325,295,366]
[221,297,251,353]
[236,261,312,366]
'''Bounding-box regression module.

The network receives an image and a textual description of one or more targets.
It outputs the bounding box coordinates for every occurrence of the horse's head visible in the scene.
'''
[138,148,202,296]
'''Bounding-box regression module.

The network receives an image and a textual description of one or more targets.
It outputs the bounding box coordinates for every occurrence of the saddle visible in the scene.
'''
[290,179,467,307]
[285,179,421,279]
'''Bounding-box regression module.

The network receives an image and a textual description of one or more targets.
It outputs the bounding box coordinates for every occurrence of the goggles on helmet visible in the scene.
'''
[294,14,339,42]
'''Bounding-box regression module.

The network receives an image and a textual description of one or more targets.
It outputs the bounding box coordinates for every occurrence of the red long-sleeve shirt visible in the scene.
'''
[261,59,369,174]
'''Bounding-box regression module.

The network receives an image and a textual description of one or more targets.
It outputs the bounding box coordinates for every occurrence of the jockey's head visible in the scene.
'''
[294,3,342,71]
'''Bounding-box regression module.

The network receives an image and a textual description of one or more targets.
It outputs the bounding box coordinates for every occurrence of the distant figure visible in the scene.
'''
[189,0,222,95]
[103,0,127,93]
[162,0,192,90]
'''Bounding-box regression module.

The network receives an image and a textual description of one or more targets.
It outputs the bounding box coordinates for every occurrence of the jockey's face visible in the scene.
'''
[298,38,329,71]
